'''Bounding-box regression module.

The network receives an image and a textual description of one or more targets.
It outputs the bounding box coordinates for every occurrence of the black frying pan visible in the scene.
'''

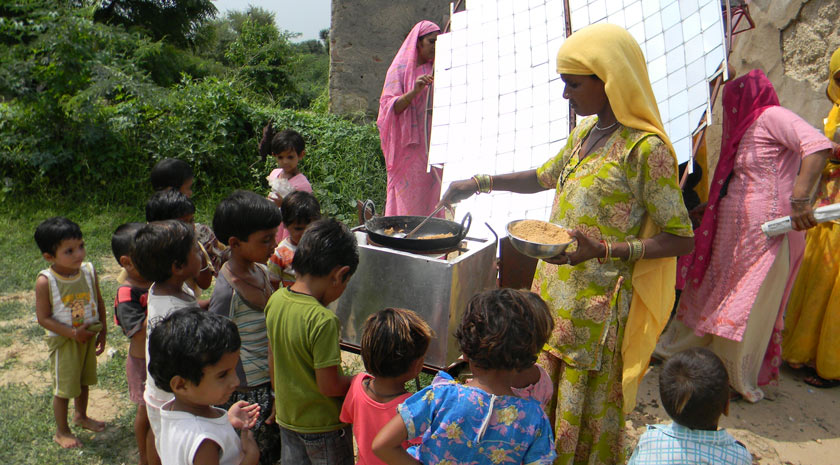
[363,200,471,252]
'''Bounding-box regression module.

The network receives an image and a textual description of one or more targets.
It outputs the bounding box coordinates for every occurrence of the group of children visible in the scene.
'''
[33,123,751,465]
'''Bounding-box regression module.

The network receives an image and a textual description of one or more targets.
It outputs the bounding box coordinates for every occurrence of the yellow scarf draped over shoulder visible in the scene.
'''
[825,47,840,138]
[556,23,678,413]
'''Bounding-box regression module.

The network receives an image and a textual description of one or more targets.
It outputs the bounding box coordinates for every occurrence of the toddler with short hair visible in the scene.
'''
[148,308,260,465]
[34,217,107,449]
[266,190,322,288]
[628,347,751,465]
[340,308,433,465]
[132,220,203,454]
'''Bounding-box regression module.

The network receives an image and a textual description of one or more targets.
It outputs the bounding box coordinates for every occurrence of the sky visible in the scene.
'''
[212,0,331,41]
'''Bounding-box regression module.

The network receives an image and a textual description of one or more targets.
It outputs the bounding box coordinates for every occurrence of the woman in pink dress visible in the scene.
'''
[655,69,833,402]
[377,21,442,216]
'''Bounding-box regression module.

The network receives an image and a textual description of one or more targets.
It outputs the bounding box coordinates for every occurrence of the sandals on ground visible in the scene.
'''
[804,374,840,389]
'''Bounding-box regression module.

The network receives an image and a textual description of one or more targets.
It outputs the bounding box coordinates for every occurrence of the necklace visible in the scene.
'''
[594,119,618,131]
[364,377,407,399]
[225,265,272,300]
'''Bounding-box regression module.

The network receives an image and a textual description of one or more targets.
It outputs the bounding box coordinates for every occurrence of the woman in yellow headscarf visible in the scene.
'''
[441,24,694,464]
[782,47,840,388]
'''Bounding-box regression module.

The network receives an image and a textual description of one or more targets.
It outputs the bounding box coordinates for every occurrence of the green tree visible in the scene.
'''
[93,0,217,47]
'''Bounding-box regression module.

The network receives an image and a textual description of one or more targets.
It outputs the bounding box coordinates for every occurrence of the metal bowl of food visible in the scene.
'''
[506,219,574,259]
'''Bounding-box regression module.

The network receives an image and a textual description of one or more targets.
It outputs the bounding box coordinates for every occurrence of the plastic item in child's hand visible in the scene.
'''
[267,176,296,199]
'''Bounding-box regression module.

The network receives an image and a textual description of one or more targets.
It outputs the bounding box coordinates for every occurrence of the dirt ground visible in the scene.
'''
[627,363,840,464]
[4,292,838,464]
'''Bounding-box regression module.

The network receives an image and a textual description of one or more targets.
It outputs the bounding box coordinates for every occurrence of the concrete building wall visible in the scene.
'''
[328,0,451,119]
[704,0,840,170]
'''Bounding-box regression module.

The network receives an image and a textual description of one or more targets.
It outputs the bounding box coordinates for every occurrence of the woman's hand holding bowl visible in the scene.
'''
[544,229,605,266]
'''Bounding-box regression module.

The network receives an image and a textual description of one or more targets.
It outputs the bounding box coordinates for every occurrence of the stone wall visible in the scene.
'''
[329,0,451,119]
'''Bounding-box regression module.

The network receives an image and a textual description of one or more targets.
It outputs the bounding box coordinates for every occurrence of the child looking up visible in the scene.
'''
[112,223,155,464]
[147,308,261,465]
[373,288,556,465]
[628,348,751,465]
[210,190,283,465]
[265,218,359,465]
[132,220,203,453]
[258,122,313,243]
[145,190,213,305]
[34,217,107,449]
[267,191,321,288]
[340,308,433,465]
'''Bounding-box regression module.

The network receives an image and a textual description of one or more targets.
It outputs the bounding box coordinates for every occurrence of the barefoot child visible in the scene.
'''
[266,191,321,288]
[340,308,433,465]
[112,223,155,464]
[148,308,261,465]
[628,348,751,465]
[372,288,556,464]
[265,218,359,464]
[34,217,107,448]
[210,190,283,465]
[132,220,203,454]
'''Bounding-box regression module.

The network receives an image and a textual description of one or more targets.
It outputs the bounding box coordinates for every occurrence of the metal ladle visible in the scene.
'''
[402,203,450,239]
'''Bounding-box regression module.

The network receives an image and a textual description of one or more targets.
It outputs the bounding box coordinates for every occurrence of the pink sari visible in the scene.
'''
[377,21,442,216]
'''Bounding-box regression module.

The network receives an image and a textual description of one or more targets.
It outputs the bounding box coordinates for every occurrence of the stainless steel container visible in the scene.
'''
[335,231,498,370]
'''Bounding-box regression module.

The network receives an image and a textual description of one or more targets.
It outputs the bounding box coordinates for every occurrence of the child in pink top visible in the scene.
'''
[258,122,313,244]
[340,308,433,465]
[511,291,555,407]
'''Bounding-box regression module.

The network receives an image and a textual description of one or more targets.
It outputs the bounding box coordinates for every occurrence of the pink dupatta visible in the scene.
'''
[677,70,780,288]
[376,20,440,172]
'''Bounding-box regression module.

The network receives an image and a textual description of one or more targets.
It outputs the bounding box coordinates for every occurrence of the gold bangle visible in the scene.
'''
[471,176,482,194]
[606,241,612,260]
[639,239,646,260]
[473,174,492,194]
[626,237,643,262]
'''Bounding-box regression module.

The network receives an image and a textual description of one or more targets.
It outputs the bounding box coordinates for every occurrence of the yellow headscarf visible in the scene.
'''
[556,23,679,413]
[825,47,840,139]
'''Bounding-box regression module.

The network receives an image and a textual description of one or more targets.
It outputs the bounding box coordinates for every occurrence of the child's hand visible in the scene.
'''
[72,323,95,343]
[240,429,260,465]
[228,401,260,430]
[94,331,106,355]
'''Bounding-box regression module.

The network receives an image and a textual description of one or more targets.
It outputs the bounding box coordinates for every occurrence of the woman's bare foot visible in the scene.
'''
[54,431,82,448]
[74,416,105,432]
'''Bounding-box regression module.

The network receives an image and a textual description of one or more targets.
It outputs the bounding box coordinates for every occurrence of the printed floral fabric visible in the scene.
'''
[398,372,556,465]
[534,117,692,371]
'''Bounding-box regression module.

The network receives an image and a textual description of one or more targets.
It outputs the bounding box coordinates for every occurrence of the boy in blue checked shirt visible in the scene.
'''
[629,348,751,465]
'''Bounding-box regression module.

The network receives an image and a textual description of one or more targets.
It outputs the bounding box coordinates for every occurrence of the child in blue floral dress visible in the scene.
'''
[372,289,557,465]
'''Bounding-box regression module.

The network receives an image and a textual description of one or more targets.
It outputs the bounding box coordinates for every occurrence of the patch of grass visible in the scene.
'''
[0,384,137,464]
[0,300,31,322]
[97,348,128,394]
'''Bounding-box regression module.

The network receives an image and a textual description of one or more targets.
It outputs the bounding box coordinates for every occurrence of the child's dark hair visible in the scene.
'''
[361,308,434,378]
[145,189,196,222]
[213,190,283,245]
[34,217,83,255]
[282,191,321,227]
[132,220,195,283]
[292,218,358,279]
[523,291,554,351]
[259,120,306,162]
[148,308,240,392]
[150,158,194,192]
[455,288,541,371]
[111,222,144,264]
[659,348,729,430]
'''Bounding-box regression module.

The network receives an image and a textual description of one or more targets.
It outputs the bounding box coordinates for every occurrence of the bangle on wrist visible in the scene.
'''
[597,240,612,264]
[471,176,482,194]
[472,174,492,194]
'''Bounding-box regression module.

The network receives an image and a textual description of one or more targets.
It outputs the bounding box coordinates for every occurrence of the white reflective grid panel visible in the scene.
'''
[429,0,726,237]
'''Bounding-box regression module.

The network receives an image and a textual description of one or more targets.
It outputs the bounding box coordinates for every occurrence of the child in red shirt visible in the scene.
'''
[339,308,433,465]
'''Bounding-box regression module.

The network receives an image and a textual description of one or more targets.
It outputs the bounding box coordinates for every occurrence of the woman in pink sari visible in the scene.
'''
[655,70,833,402]
[377,21,442,216]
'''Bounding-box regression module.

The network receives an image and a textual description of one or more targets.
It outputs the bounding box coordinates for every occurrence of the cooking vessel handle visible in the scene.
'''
[362,199,376,221]
[458,212,472,241]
